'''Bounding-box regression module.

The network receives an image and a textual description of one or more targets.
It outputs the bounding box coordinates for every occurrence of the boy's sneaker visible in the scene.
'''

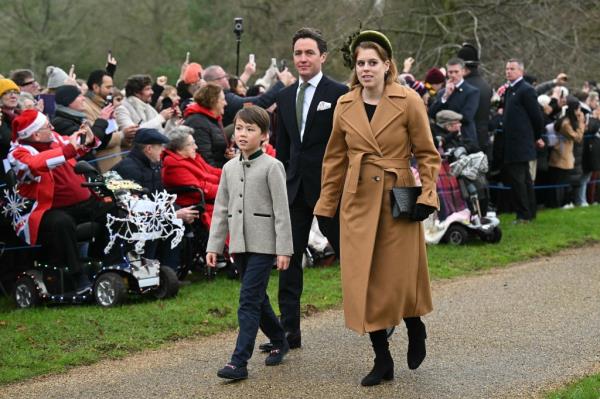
[217,363,248,380]
[265,340,290,366]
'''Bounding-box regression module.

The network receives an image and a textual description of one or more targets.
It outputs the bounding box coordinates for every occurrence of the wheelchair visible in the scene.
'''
[165,185,237,281]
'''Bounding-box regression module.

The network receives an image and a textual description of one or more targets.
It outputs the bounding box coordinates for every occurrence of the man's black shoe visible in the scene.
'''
[260,330,301,352]
[285,330,302,349]
[259,342,274,353]
[217,363,248,380]
[265,339,289,366]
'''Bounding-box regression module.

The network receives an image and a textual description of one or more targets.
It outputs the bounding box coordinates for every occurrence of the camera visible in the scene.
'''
[233,17,243,35]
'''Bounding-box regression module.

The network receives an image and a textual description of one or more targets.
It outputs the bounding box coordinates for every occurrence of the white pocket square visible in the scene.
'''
[317,101,332,111]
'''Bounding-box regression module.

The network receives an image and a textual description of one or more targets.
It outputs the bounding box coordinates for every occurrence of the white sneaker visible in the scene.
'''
[580,202,589,207]
[562,203,575,209]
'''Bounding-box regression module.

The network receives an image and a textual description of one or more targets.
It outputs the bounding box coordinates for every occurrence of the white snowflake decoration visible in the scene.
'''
[105,190,184,254]
[1,188,30,226]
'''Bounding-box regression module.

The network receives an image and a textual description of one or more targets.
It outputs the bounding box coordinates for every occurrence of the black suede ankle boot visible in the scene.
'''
[404,317,427,370]
[361,330,394,386]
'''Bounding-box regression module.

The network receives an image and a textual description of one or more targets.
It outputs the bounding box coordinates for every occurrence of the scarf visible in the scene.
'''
[55,104,86,121]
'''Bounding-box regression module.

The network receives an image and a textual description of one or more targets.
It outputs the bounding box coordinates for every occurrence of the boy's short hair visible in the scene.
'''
[234,106,270,134]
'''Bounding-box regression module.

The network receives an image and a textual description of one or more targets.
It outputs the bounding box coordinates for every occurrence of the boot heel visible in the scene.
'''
[383,367,394,381]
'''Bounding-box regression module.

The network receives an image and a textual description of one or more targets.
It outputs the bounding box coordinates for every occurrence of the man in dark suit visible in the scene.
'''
[457,43,493,154]
[262,27,347,351]
[502,59,545,223]
[429,57,480,153]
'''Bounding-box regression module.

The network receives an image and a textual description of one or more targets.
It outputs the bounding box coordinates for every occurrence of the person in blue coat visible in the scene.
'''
[501,59,545,223]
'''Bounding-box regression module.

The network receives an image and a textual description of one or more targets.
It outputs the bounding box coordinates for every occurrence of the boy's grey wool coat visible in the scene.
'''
[207,153,293,256]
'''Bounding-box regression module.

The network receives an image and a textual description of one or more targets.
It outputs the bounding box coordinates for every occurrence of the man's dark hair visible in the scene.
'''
[234,106,270,134]
[87,69,110,91]
[292,27,327,54]
[125,74,152,97]
[9,69,35,86]
[446,57,465,68]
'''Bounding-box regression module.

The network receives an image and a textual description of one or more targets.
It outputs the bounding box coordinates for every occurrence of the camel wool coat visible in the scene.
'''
[314,83,441,334]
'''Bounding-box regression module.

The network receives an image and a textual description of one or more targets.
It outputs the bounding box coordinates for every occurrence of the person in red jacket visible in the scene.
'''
[162,126,221,228]
[8,109,105,292]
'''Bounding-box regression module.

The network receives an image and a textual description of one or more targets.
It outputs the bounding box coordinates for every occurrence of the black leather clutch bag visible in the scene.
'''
[390,186,422,219]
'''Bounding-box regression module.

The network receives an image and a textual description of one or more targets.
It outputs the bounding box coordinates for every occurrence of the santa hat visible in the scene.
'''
[12,109,48,141]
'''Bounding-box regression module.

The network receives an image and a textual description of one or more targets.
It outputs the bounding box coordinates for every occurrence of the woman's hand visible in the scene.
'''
[410,204,436,222]
[316,215,332,237]
[276,255,290,271]
[206,252,217,268]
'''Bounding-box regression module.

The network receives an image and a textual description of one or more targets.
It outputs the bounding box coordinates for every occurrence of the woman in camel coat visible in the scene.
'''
[314,31,440,386]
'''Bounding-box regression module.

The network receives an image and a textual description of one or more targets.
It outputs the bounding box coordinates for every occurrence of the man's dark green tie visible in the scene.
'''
[296,82,310,133]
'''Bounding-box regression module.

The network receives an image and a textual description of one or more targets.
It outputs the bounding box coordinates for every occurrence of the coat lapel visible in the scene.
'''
[340,88,381,152]
[302,77,328,141]
[285,81,301,142]
[371,84,407,138]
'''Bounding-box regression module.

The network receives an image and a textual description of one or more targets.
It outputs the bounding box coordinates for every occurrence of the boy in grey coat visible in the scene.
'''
[207,106,293,381]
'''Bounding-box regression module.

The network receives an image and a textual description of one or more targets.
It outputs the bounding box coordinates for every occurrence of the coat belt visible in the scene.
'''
[346,152,410,194]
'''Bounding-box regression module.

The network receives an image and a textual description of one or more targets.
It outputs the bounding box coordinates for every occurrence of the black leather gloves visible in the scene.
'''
[410,204,436,222]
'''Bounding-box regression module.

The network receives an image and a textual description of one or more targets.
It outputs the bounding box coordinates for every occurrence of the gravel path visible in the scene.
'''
[3,245,600,399]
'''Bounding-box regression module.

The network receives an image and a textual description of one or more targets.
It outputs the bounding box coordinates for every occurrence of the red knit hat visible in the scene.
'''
[12,109,48,141]
[183,63,203,84]
[424,68,445,84]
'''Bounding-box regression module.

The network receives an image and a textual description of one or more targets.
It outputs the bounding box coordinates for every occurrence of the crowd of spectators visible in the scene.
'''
[1,40,600,289]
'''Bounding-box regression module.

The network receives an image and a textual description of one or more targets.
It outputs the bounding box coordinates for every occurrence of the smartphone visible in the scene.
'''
[79,133,86,145]
[105,94,113,106]
[249,54,255,64]
[271,58,277,68]
[108,49,112,57]
[279,59,287,72]
[186,51,190,63]
[161,97,173,110]
[69,64,75,77]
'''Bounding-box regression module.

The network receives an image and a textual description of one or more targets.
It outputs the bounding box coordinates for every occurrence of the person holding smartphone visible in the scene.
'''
[51,85,113,164]
[8,109,106,294]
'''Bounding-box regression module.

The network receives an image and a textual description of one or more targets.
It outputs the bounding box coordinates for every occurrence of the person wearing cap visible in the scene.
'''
[434,109,481,157]
[7,109,105,293]
[51,85,112,163]
[429,57,480,153]
[457,43,493,154]
[0,79,22,173]
[111,128,199,271]
[423,67,446,106]
[314,30,440,386]
[433,109,463,150]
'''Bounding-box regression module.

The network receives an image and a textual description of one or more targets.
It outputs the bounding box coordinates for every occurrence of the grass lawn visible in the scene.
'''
[1,206,599,385]
[545,373,600,399]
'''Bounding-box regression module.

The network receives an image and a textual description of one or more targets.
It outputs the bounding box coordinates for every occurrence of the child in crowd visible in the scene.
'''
[206,105,293,381]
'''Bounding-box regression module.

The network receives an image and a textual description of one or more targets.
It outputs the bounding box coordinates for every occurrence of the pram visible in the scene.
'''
[424,150,502,245]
